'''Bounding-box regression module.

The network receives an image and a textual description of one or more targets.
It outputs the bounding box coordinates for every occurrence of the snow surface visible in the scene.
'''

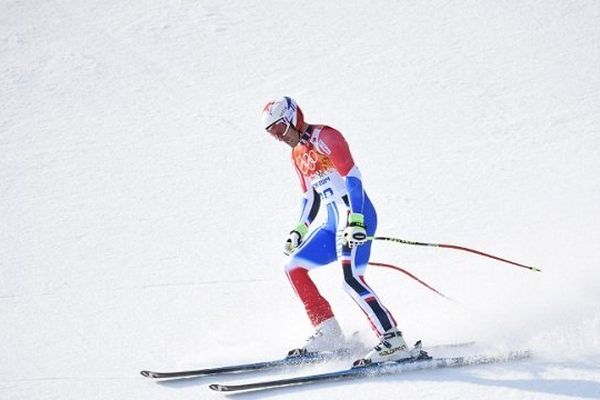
[2,1,600,399]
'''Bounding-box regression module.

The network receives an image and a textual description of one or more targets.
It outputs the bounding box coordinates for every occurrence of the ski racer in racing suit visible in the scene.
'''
[261,97,421,363]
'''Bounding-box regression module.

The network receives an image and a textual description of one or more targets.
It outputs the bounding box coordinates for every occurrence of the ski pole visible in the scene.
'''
[368,236,541,272]
[368,261,452,300]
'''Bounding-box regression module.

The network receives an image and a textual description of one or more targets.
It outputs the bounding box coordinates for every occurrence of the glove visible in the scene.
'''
[343,213,368,247]
[284,223,309,256]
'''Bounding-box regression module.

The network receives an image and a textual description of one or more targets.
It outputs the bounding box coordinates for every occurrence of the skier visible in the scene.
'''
[261,97,421,363]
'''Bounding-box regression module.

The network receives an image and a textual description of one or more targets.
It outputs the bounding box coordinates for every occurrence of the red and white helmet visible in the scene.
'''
[261,96,304,132]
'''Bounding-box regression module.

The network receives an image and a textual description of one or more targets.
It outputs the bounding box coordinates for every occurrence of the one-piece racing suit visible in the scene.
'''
[285,125,397,336]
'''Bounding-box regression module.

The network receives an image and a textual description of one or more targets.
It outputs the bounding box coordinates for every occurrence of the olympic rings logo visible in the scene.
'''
[296,150,318,174]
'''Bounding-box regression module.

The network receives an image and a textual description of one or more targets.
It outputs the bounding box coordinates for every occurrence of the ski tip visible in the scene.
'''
[140,370,156,378]
[287,348,307,357]
[209,383,229,392]
[352,358,372,368]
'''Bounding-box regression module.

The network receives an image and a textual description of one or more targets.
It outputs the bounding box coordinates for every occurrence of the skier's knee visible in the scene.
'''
[284,260,300,274]
[342,279,359,298]
[342,272,370,298]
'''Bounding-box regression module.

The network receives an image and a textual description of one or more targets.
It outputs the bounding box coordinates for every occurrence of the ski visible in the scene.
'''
[209,349,530,393]
[140,341,474,379]
[140,349,331,379]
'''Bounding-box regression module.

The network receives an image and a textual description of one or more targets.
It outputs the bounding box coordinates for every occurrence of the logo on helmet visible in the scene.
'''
[262,101,275,113]
[263,99,289,121]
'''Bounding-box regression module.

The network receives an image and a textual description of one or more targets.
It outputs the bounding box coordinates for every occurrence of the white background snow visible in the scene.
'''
[2,1,600,399]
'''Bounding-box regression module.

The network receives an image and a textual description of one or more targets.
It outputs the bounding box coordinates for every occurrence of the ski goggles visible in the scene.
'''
[265,118,291,141]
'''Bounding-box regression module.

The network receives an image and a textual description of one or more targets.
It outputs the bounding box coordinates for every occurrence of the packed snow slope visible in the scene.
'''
[2,1,600,399]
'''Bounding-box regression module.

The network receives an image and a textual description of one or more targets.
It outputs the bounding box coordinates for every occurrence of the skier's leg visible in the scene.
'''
[340,197,398,336]
[341,197,419,361]
[285,226,338,327]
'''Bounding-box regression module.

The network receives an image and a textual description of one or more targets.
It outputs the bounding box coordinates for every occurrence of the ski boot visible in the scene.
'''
[353,329,430,367]
[288,318,346,357]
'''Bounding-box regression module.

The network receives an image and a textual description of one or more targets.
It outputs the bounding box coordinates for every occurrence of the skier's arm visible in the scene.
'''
[316,127,364,214]
[292,155,320,228]
[298,186,320,227]
[317,127,368,246]
[284,158,320,255]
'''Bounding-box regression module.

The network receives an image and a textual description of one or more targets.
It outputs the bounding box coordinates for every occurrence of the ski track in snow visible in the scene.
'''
[2,1,600,399]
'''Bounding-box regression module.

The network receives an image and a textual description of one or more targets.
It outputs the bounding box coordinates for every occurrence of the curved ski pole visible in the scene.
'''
[368,261,452,301]
[369,236,541,272]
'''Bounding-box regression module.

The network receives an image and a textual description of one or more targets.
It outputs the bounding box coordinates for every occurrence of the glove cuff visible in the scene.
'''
[348,213,365,226]
[292,223,309,238]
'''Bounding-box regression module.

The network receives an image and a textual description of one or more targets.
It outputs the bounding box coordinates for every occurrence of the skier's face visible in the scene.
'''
[266,118,290,140]
[266,119,301,147]
[280,126,301,148]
